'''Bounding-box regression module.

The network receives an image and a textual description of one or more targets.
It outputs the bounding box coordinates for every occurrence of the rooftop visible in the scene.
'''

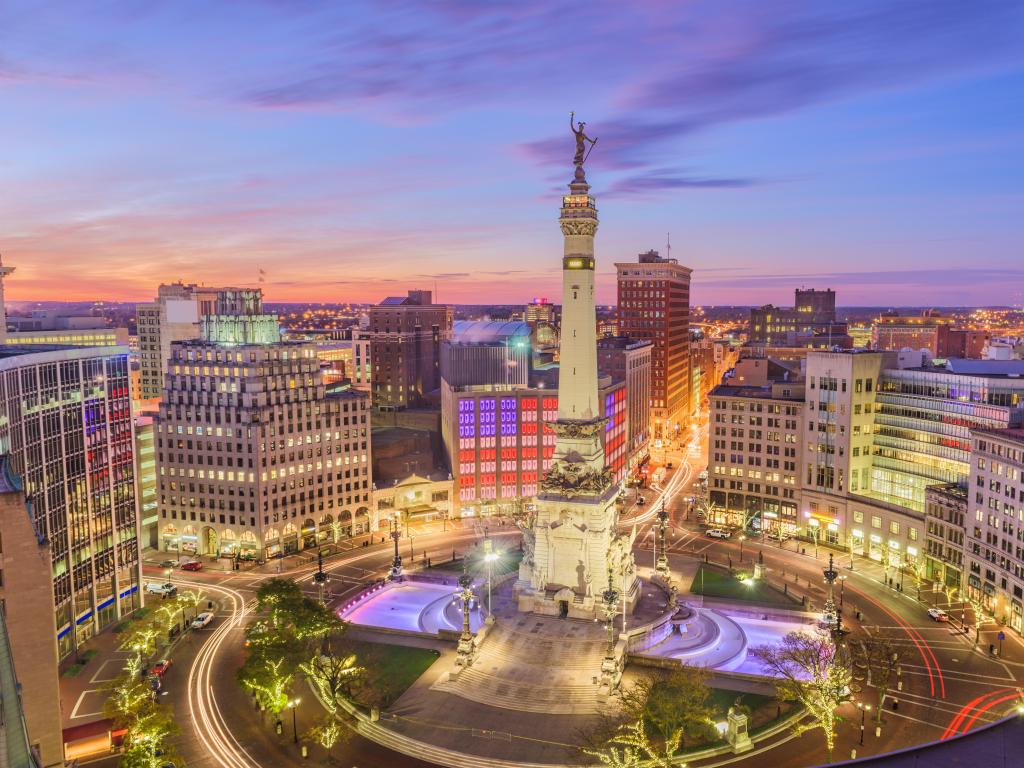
[972,427,1024,444]
[597,335,653,350]
[710,384,800,401]
[451,320,531,344]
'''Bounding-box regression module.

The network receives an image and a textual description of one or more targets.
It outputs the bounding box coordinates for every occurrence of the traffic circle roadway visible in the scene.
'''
[147,472,1024,766]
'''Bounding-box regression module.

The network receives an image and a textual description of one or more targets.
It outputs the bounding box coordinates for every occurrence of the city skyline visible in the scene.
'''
[3,1,1024,306]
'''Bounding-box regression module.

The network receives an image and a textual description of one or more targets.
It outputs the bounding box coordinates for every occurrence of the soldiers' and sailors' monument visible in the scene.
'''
[517,114,639,620]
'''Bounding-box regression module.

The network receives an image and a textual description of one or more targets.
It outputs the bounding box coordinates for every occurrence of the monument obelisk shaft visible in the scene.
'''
[518,116,637,620]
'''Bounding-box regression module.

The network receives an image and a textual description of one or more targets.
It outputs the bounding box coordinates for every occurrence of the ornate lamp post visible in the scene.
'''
[823,553,839,617]
[655,502,670,579]
[600,568,621,690]
[455,565,476,667]
[388,514,402,581]
[313,548,328,604]
[483,538,498,625]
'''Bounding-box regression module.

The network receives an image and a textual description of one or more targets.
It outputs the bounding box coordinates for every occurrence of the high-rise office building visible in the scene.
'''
[598,336,652,468]
[156,293,372,559]
[0,344,140,660]
[368,290,453,411]
[137,283,238,399]
[615,249,692,437]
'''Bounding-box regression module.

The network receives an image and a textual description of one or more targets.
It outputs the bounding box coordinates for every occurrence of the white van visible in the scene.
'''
[146,582,177,596]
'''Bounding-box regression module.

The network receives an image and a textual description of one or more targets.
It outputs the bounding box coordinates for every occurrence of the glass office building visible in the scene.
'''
[0,345,140,661]
[869,366,1024,512]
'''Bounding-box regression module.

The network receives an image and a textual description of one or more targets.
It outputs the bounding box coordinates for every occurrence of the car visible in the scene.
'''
[159,559,178,568]
[145,582,177,597]
[180,561,203,572]
[191,612,214,630]
[147,674,162,692]
[927,608,949,622]
[149,659,173,677]
[705,528,731,539]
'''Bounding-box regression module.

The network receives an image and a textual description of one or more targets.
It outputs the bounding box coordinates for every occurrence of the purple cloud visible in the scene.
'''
[604,169,756,197]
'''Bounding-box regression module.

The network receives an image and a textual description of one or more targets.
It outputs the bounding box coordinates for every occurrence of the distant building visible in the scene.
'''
[6,308,107,332]
[871,309,955,356]
[137,283,244,399]
[616,249,692,437]
[156,294,373,558]
[598,336,652,468]
[748,288,844,346]
[368,290,453,411]
[441,320,531,389]
[5,327,129,348]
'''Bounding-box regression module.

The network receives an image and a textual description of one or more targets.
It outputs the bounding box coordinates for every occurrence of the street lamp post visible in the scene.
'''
[839,575,847,608]
[858,702,871,745]
[455,565,476,667]
[655,502,670,579]
[287,698,300,744]
[313,548,328,604]
[739,534,746,562]
[599,568,621,689]
[484,539,498,624]
[389,514,402,581]
[823,553,839,618]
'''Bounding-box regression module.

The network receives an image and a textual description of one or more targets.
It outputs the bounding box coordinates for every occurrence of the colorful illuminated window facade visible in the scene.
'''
[452,384,627,511]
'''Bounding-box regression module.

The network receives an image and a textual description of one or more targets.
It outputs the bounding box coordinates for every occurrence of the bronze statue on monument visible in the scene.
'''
[570,112,597,167]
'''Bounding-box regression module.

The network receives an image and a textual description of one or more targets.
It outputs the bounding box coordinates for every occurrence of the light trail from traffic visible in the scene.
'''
[180,578,261,768]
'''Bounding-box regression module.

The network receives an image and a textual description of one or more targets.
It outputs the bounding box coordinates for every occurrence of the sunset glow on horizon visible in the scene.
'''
[3,1,1023,307]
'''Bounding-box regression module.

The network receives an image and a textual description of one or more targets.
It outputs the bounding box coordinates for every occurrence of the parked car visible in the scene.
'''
[147,674,162,692]
[705,528,731,539]
[145,582,177,597]
[191,612,214,630]
[927,608,949,622]
[180,561,203,572]
[149,659,173,677]
[159,559,178,568]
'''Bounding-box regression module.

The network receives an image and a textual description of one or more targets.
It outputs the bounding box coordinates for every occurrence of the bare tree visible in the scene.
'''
[855,636,900,724]
[751,629,851,762]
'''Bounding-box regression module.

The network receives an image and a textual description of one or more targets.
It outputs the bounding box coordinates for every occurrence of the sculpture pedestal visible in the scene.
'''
[727,710,753,753]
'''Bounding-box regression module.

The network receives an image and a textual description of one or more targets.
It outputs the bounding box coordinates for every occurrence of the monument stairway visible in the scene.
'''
[431,615,612,714]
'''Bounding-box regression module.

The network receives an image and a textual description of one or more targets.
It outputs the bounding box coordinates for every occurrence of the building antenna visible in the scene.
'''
[666,232,671,261]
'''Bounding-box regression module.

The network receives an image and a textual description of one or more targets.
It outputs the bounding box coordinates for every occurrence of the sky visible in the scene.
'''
[2,1,1023,307]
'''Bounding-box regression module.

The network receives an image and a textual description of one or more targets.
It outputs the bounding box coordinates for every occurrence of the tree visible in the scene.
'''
[751,630,851,762]
[237,647,295,715]
[583,666,716,766]
[103,655,178,768]
[621,667,716,753]
[856,637,901,724]
[585,719,668,768]
[301,651,363,716]
[307,716,349,763]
